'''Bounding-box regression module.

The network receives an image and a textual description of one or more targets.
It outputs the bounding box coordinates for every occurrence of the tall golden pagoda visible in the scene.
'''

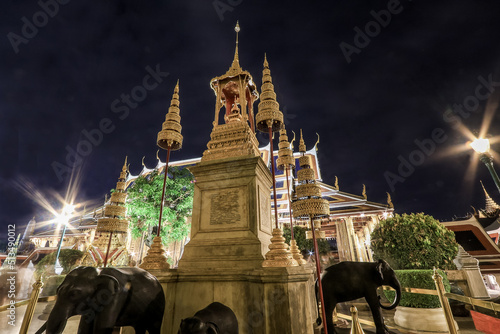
[82,158,130,267]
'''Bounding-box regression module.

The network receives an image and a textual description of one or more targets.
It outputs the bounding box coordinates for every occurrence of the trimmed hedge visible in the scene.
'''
[385,269,451,308]
[371,213,458,270]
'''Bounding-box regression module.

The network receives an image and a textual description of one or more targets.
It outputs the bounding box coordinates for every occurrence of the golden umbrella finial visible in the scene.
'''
[141,82,184,271]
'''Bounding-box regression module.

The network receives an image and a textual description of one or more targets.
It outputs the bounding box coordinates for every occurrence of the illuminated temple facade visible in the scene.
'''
[24,143,394,265]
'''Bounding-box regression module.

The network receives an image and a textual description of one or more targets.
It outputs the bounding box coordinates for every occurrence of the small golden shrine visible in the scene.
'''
[202,21,260,162]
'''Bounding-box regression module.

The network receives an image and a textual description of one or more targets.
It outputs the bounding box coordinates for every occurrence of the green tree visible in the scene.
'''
[370,212,459,270]
[126,167,194,247]
[283,225,331,255]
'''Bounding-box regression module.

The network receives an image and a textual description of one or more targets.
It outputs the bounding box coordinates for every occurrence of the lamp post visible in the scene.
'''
[54,204,74,275]
[471,138,500,194]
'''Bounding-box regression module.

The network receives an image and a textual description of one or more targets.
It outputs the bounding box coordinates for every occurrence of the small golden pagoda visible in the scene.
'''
[82,158,130,267]
[202,21,260,162]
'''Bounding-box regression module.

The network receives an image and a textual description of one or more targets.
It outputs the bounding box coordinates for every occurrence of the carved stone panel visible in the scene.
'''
[200,186,247,230]
[259,185,272,234]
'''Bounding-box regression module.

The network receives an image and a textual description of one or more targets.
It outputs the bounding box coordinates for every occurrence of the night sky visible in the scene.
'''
[2,0,500,242]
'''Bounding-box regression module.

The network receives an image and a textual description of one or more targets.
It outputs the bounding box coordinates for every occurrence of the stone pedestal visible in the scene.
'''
[155,265,316,334]
[151,156,317,333]
[179,156,274,270]
[453,245,490,298]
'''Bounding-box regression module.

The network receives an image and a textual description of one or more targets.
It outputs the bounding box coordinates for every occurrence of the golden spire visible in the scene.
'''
[362,184,367,199]
[157,81,183,151]
[120,156,128,180]
[334,176,339,190]
[481,180,500,213]
[255,54,283,132]
[387,192,394,208]
[232,21,240,69]
[298,129,306,153]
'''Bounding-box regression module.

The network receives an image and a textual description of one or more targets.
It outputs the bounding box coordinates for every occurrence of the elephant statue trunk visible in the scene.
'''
[380,278,401,310]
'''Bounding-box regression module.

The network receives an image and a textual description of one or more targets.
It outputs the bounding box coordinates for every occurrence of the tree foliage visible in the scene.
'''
[126,167,194,246]
[35,249,84,275]
[370,213,459,270]
[283,225,331,255]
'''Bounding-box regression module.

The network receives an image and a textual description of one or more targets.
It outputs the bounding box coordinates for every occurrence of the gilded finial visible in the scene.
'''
[231,21,241,70]
[122,156,128,171]
[334,176,339,190]
[314,133,320,151]
[291,130,296,150]
[298,129,306,153]
[362,184,367,199]
[387,192,394,208]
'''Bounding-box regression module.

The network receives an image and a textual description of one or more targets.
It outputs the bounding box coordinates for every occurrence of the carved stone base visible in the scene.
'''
[139,236,170,270]
[289,239,307,265]
[262,228,298,267]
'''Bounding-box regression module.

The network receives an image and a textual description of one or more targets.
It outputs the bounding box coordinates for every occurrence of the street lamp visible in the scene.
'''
[470,138,500,194]
[54,204,74,275]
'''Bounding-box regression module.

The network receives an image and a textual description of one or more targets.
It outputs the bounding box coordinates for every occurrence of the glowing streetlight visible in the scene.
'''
[470,138,500,194]
[54,204,75,275]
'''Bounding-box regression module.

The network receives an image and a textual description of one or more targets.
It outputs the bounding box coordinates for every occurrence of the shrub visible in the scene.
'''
[35,249,84,278]
[385,269,451,308]
[370,213,458,270]
[283,226,331,255]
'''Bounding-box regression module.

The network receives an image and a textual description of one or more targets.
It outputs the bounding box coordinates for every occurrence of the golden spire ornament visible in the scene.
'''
[83,157,130,268]
[291,130,330,331]
[362,184,367,200]
[256,55,296,268]
[141,81,183,271]
[276,127,306,265]
[386,192,394,208]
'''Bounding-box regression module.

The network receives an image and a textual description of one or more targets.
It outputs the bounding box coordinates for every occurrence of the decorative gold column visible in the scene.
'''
[432,268,459,334]
[256,55,297,268]
[141,81,183,271]
[19,275,43,334]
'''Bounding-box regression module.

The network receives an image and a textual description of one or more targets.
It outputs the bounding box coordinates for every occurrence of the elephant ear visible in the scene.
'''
[206,322,220,334]
[93,274,122,330]
[376,259,385,281]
